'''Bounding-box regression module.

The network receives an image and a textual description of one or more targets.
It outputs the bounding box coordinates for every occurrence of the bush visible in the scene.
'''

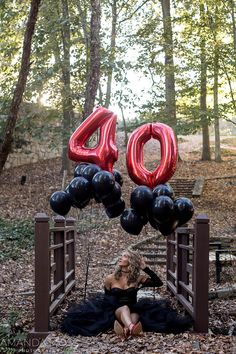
[0,219,34,261]
[0,310,27,354]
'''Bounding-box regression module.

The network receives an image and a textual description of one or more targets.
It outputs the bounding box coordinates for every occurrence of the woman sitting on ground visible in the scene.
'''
[61,248,193,338]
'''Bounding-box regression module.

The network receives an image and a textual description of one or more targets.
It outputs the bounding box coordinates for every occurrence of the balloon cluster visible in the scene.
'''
[120,184,194,236]
[49,107,194,237]
[50,165,194,237]
[49,163,125,218]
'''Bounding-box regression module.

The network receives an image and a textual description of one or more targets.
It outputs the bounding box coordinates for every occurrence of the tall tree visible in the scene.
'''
[213,44,221,161]
[83,0,101,119]
[160,0,177,130]
[200,2,211,161]
[208,1,221,162]
[104,0,117,108]
[0,0,41,173]
[60,0,74,172]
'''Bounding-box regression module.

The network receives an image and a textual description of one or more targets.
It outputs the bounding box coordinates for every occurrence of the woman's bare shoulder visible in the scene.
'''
[104,273,115,289]
[105,273,115,281]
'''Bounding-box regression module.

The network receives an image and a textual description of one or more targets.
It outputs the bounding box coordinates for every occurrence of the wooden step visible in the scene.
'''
[138,247,166,254]
[169,178,196,197]
[145,239,166,245]
[136,239,166,247]
[146,259,166,265]
[139,244,161,248]
[142,253,166,259]
[133,241,166,249]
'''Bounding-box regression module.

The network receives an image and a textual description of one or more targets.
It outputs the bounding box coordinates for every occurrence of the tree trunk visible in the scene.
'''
[212,4,221,162]
[214,46,221,162]
[105,0,117,108]
[0,0,41,173]
[160,0,177,130]
[77,1,90,82]
[118,102,128,146]
[60,0,74,173]
[83,0,101,120]
[200,3,211,161]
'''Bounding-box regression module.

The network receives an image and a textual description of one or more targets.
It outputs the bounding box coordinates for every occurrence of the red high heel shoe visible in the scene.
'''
[128,321,143,336]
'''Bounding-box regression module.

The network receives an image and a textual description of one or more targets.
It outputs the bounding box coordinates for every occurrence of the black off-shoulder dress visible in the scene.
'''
[61,267,193,336]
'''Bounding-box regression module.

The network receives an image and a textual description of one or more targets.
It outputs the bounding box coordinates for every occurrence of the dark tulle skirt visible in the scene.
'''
[134,298,193,334]
[61,294,193,336]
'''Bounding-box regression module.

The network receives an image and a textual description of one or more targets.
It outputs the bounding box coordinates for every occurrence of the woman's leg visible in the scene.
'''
[130,313,139,325]
[115,305,132,328]
[114,307,141,337]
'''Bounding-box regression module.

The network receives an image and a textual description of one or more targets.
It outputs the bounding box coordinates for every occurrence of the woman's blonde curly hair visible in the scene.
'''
[114,248,142,285]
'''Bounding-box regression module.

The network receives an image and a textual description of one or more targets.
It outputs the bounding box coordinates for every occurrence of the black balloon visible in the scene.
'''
[72,198,90,209]
[68,177,91,203]
[65,185,74,202]
[101,182,122,207]
[174,197,194,226]
[130,185,153,215]
[92,171,115,197]
[158,218,179,236]
[120,208,143,235]
[50,191,71,216]
[105,198,125,218]
[147,211,159,230]
[74,163,89,177]
[93,192,102,203]
[151,196,175,223]
[153,184,175,200]
[113,169,123,186]
[82,164,102,182]
[65,184,90,208]
[139,213,149,226]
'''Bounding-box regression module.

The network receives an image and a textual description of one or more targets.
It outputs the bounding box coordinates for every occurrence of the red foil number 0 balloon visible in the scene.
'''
[68,107,118,172]
[126,123,178,189]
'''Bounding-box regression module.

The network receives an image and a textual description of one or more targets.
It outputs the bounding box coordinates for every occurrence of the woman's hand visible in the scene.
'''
[140,257,146,270]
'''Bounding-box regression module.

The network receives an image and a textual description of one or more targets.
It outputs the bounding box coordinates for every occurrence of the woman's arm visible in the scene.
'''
[141,266,163,287]
[139,257,163,288]
[104,274,113,291]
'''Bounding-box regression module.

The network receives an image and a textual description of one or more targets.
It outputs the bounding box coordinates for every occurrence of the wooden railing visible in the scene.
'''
[166,214,209,333]
[28,213,76,351]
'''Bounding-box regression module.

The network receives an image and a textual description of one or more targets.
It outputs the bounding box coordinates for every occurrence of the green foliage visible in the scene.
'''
[0,0,235,154]
[0,309,27,354]
[0,219,34,261]
[0,99,63,150]
[15,105,62,146]
[132,0,236,135]
[0,1,29,96]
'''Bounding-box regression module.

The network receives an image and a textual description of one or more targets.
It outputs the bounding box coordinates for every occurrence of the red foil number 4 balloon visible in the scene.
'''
[68,107,118,172]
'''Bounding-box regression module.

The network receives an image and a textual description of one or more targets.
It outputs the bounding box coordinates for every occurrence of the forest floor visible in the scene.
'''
[0,134,236,353]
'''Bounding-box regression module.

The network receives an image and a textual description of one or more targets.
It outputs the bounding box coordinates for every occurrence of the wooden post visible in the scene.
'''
[53,215,65,298]
[66,217,76,285]
[193,214,209,332]
[34,213,50,332]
